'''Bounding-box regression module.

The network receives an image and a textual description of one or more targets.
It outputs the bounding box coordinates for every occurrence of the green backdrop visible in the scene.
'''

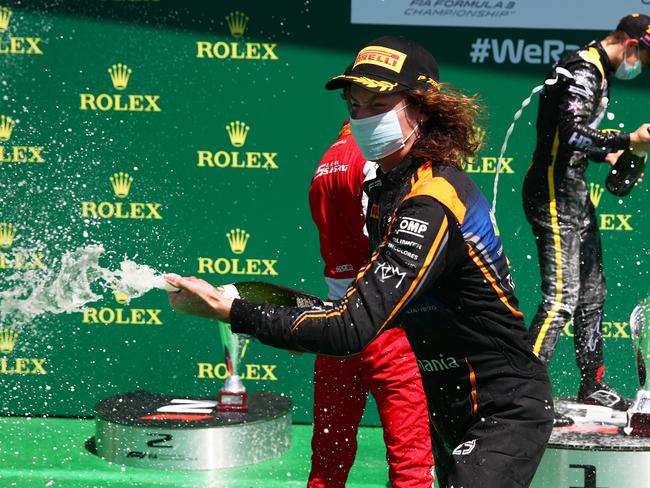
[0,0,648,425]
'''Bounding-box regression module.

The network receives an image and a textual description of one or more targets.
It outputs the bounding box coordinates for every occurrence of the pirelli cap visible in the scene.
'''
[325,36,440,93]
[617,13,650,52]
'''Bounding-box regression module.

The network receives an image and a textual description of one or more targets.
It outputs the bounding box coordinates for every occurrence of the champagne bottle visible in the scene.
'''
[606,147,647,197]
[218,281,324,308]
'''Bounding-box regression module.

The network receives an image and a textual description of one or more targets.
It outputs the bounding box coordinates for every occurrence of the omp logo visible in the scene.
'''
[0,6,11,32]
[0,222,16,248]
[353,45,407,73]
[374,261,407,288]
[198,338,279,381]
[197,121,279,170]
[79,64,161,112]
[108,63,132,90]
[463,156,514,174]
[0,328,47,375]
[0,6,43,55]
[109,172,133,198]
[81,173,163,220]
[198,230,278,276]
[563,321,629,339]
[452,439,477,456]
[396,217,428,238]
[226,228,249,255]
[589,183,604,208]
[417,355,461,374]
[0,328,17,353]
[0,115,46,164]
[0,114,15,141]
[0,224,46,271]
[196,12,279,61]
[226,120,250,147]
[469,38,578,65]
[226,11,249,38]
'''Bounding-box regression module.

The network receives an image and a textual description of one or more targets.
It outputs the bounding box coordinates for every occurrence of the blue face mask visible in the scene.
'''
[615,45,642,80]
[349,104,417,161]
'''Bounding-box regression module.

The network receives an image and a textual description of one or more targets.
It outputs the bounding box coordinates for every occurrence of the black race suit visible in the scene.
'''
[231,159,553,487]
[523,41,630,380]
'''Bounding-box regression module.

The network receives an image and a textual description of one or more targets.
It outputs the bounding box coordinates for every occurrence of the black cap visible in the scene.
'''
[325,36,439,93]
[617,13,650,52]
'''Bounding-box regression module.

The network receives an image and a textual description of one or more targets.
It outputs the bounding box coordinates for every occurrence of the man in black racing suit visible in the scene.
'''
[229,158,553,487]
[524,13,650,411]
[168,36,554,487]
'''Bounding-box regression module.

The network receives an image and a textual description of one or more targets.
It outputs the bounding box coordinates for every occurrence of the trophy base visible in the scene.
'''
[625,390,650,436]
[94,391,291,470]
[531,398,650,487]
[216,390,249,413]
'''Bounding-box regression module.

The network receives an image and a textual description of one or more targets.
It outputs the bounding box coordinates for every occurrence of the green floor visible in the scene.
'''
[0,417,391,487]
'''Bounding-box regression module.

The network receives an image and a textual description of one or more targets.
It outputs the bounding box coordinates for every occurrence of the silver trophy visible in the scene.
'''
[625,297,650,436]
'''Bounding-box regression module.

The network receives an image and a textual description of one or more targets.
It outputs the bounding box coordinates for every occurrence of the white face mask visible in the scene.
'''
[615,44,642,80]
[349,104,417,161]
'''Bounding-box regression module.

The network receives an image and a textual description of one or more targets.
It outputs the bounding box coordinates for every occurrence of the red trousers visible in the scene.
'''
[308,327,434,488]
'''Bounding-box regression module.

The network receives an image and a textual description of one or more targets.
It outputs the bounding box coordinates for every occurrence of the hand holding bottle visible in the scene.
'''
[165,274,234,322]
[629,124,650,153]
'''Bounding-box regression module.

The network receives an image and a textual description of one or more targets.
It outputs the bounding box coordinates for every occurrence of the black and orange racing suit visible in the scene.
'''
[523,41,630,387]
[231,159,553,487]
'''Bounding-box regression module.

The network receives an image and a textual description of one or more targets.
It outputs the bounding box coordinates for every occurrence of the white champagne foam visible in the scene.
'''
[491,67,576,213]
[0,244,175,325]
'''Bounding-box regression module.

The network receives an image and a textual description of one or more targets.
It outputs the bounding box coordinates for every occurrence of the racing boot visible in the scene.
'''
[577,379,631,411]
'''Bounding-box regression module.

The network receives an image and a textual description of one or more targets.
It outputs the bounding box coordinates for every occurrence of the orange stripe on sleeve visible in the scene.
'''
[466,244,524,318]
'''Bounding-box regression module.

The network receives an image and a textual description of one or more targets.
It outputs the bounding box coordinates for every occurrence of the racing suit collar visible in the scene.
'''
[589,40,614,76]
[376,156,420,187]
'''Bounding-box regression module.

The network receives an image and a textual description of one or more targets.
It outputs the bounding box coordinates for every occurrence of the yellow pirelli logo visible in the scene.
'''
[353,46,406,73]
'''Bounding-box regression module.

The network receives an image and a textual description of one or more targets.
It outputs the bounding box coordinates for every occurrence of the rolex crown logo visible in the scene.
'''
[226,121,250,147]
[0,328,17,354]
[113,290,129,305]
[0,222,17,249]
[108,63,133,91]
[109,172,134,198]
[0,115,16,142]
[226,228,250,255]
[0,6,11,33]
[226,11,249,38]
[589,182,604,208]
